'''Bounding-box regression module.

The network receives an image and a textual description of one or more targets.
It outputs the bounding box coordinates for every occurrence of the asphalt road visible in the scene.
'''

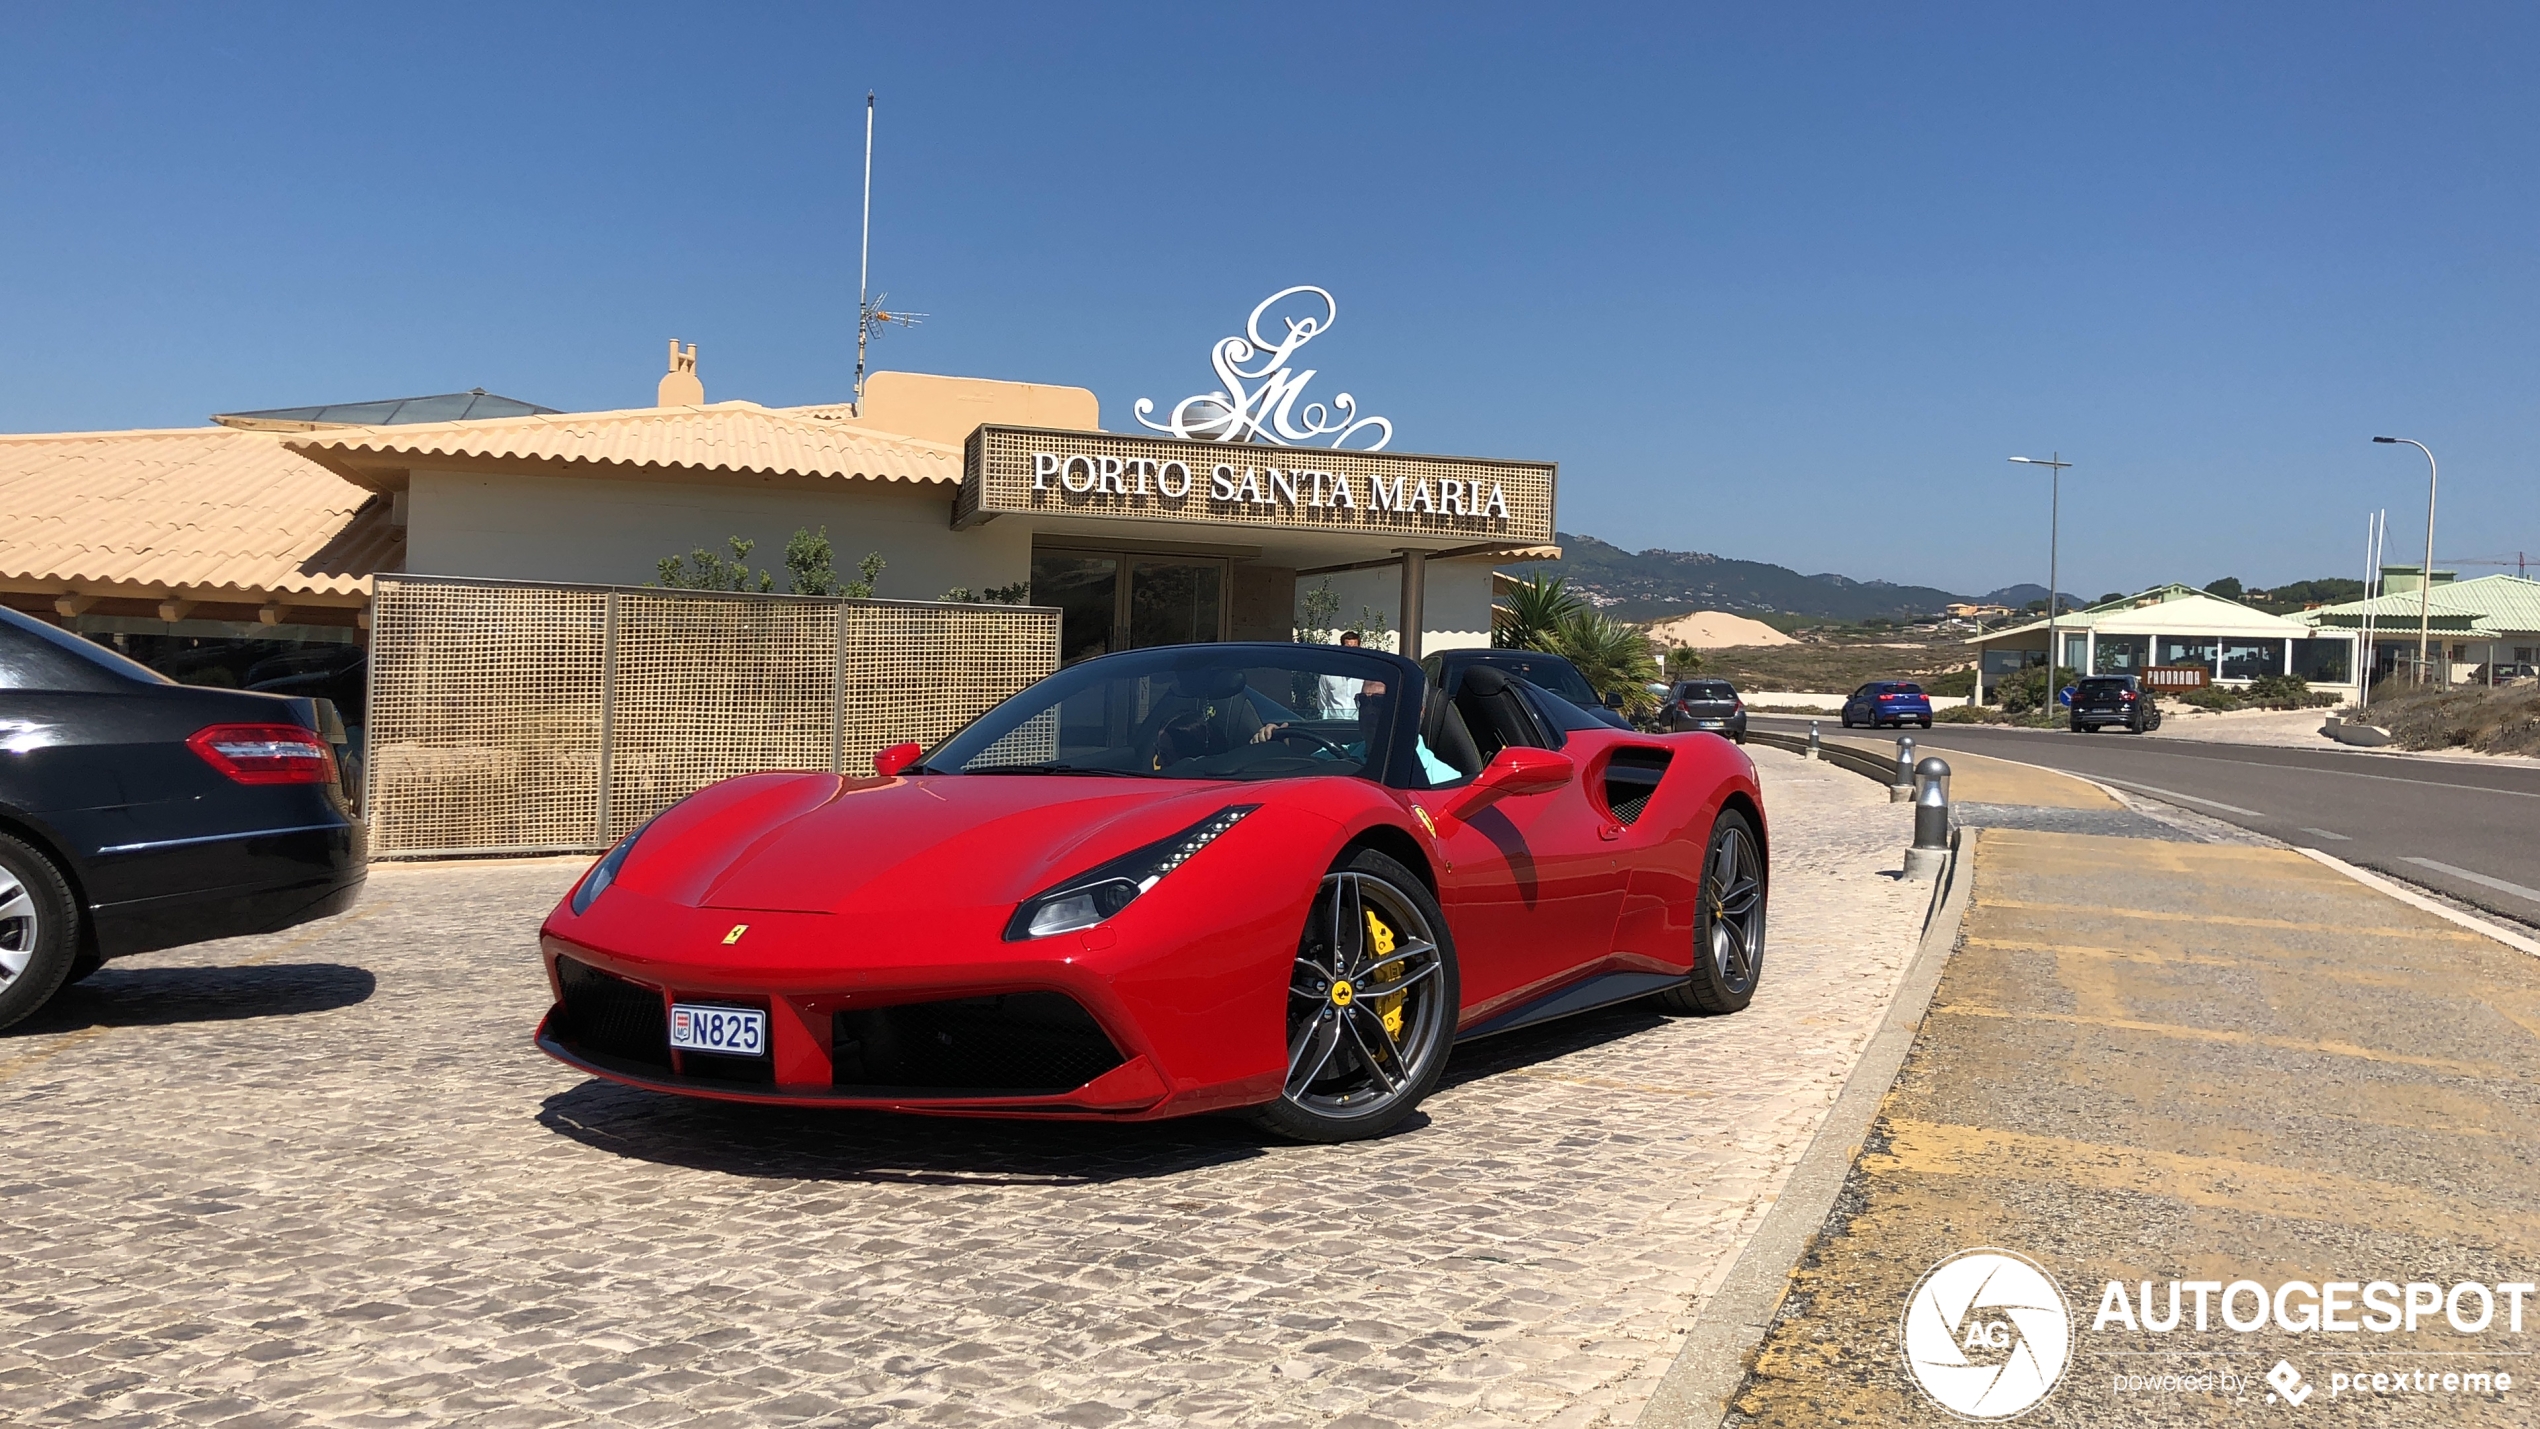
[1755,715,2540,931]
[1729,828,2540,1426]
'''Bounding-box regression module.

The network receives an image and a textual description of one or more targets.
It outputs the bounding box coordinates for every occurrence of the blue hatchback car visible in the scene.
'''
[1840,680,1933,729]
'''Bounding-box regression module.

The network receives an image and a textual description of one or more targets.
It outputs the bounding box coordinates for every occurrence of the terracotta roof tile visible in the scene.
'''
[285,401,963,488]
[0,426,392,599]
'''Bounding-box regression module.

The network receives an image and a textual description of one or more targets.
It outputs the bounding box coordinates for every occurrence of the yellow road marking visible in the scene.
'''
[2490,1001,2540,1047]
[1866,1117,2531,1251]
[1933,1002,2501,1076]
[1972,897,2484,941]
[1961,937,2441,987]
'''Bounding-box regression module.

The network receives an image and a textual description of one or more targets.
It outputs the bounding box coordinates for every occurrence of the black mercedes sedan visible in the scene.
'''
[0,606,365,1030]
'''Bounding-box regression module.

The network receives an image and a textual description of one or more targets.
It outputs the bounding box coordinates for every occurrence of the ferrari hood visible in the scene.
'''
[637,774,1258,915]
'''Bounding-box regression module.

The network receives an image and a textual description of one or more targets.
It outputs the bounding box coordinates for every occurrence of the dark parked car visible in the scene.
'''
[1839,681,1932,729]
[2069,674,2161,733]
[1665,679,1747,742]
[2470,662,2538,685]
[1422,648,1634,730]
[0,606,366,1030]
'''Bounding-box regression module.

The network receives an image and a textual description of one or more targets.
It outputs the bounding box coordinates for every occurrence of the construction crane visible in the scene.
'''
[2442,552,2532,578]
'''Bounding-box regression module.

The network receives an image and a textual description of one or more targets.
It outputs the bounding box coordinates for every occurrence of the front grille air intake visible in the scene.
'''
[834,992,1125,1096]
[553,955,672,1072]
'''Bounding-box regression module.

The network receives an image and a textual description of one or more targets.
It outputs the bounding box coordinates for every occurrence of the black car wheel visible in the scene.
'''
[1256,848,1460,1143]
[0,833,80,1032]
[1659,808,1765,1016]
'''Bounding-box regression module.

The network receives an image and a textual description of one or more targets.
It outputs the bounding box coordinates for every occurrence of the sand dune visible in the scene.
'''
[1645,610,1797,649]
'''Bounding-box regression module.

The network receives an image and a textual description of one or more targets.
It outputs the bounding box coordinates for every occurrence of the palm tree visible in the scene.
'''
[1553,610,1662,715]
[1493,574,1581,651]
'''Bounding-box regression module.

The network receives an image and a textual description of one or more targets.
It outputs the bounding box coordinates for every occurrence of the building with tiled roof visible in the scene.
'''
[2,344,1561,684]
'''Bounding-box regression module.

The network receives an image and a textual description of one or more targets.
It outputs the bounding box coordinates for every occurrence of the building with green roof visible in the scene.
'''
[1968,583,2354,701]
[2300,570,2540,685]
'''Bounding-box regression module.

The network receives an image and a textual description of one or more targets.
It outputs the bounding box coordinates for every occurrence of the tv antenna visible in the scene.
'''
[854,91,926,408]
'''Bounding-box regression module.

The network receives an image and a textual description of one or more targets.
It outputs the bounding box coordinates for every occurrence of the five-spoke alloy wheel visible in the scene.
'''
[0,832,80,1032]
[1255,848,1459,1142]
[1659,808,1766,1015]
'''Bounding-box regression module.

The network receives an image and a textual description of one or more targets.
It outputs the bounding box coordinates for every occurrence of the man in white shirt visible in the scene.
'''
[1317,631,1367,717]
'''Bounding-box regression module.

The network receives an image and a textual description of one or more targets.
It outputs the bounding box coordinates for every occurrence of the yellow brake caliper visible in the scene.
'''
[1365,910,1406,1045]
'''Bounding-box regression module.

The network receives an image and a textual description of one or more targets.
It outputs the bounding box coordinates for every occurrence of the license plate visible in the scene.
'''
[669,1003,767,1057]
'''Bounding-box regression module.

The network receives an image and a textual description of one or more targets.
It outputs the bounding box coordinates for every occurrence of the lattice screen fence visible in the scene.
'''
[367,576,1058,856]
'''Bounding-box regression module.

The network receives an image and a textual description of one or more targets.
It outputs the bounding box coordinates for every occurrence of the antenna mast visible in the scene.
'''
[855,90,875,409]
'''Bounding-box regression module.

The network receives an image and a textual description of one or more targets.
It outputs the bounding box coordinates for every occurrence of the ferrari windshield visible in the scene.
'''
[925,646,1407,782]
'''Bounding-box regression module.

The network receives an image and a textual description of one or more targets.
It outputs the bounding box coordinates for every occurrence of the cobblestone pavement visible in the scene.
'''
[1,749,1924,1429]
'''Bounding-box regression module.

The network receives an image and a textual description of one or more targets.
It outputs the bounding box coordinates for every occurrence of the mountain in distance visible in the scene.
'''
[1497,531,2058,623]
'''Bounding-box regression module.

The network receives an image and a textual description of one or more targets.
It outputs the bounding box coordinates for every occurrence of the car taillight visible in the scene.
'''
[1880,693,1902,701]
[187,723,336,785]
[2121,691,2138,701]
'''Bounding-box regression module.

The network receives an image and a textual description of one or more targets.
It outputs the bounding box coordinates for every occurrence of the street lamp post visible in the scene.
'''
[2010,454,2073,700]
[2372,437,2439,685]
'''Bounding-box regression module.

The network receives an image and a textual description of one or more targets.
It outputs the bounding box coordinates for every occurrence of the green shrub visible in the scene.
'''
[2180,685,2245,712]
[2243,674,2336,709]
[1925,668,1977,698]
[1996,665,2081,715]
[1934,703,2003,724]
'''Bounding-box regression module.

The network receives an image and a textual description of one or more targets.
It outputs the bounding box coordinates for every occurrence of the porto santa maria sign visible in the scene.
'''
[955,286,1554,543]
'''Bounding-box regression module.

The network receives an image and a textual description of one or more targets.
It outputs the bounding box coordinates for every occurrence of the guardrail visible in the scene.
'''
[1747,727,1905,788]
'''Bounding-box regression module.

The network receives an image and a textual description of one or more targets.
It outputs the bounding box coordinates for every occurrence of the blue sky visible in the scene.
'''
[5,3,2535,599]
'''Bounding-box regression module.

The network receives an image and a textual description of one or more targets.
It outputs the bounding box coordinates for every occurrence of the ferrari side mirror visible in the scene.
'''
[874,742,923,777]
[1447,747,1574,819]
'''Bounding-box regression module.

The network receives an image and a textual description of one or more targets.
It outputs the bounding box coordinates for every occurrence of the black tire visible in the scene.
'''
[1918,717,1932,729]
[1252,848,1460,1143]
[2069,717,2085,732]
[0,833,81,1032]
[1658,808,1765,1016]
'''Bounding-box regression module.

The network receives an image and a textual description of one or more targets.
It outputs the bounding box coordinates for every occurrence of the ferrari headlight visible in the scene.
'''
[1005,805,1258,940]
[570,820,652,915]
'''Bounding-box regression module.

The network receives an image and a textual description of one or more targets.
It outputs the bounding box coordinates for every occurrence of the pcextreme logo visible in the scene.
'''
[1901,1248,2074,1420]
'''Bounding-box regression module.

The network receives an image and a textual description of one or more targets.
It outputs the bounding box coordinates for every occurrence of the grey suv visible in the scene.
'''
[1664,679,1747,742]
[2070,674,2161,733]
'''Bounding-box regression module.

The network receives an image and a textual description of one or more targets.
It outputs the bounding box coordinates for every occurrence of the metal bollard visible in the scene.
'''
[1890,734,1916,801]
[1807,721,1821,760]
[1905,756,1951,880]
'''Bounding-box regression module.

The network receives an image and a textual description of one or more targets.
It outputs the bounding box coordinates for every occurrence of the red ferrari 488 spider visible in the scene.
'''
[536,642,1767,1140]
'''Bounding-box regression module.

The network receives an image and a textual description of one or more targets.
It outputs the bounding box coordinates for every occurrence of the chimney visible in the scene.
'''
[657,340,703,406]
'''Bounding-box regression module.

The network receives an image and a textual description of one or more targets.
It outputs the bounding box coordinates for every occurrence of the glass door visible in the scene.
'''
[1029,549,1229,662]
[1127,560,1223,649]
[1032,553,1120,665]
